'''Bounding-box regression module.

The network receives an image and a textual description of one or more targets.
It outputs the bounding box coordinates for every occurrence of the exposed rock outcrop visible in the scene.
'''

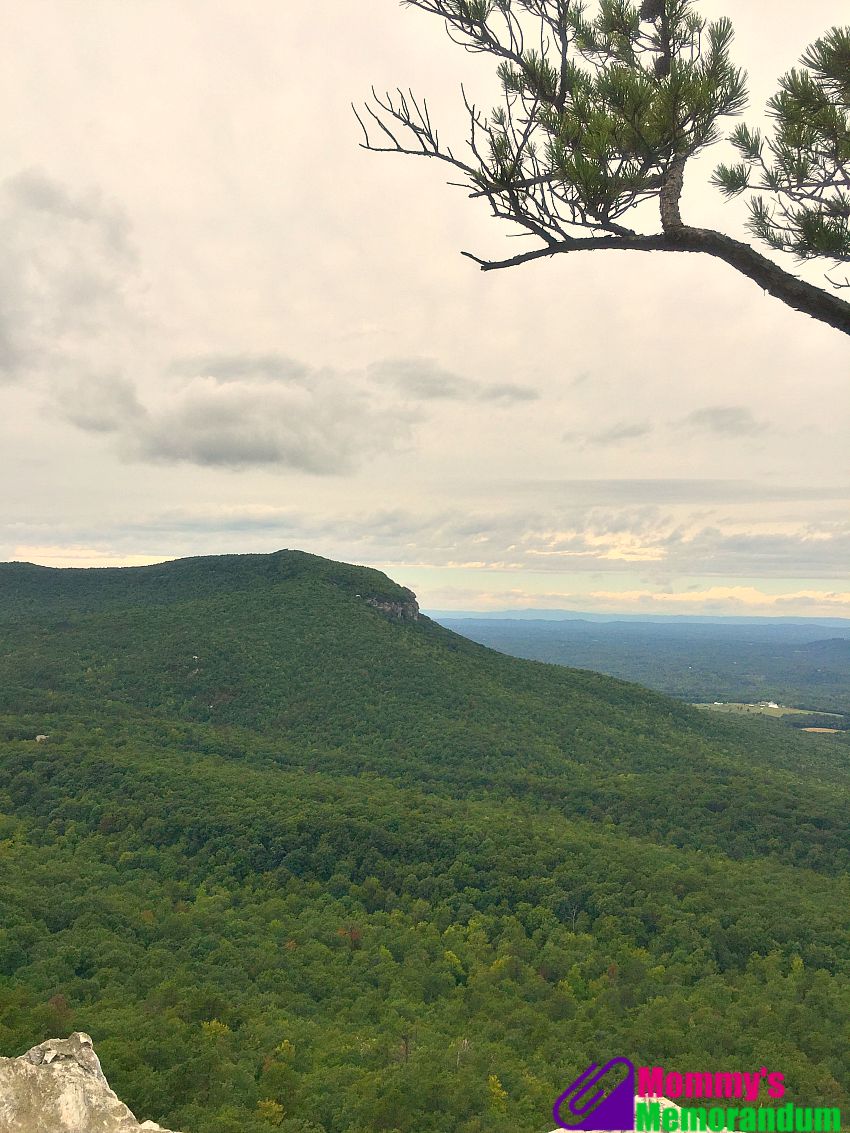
[363,588,420,621]
[0,1033,180,1133]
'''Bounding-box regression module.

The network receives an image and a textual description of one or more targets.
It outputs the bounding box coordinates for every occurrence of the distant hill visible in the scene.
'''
[1,550,849,1133]
[426,607,850,627]
[434,616,850,714]
[0,549,419,622]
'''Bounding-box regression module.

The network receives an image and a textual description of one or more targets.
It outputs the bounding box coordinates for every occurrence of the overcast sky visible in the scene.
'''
[2,0,848,615]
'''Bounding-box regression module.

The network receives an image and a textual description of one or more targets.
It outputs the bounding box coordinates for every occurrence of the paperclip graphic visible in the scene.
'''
[553,1057,635,1131]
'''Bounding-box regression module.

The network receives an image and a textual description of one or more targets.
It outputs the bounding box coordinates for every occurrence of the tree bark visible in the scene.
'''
[668,225,850,335]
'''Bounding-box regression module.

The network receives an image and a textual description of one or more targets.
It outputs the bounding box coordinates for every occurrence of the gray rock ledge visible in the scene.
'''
[0,1033,181,1133]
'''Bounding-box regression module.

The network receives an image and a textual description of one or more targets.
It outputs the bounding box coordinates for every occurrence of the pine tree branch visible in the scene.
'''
[360,4,850,335]
[465,224,850,334]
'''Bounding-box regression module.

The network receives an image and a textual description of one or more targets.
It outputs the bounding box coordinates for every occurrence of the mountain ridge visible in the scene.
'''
[426,608,850,626]
[0,549,418,622]
[1,548,848,1132]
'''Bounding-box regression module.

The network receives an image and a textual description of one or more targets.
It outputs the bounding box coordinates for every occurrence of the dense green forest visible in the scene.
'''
[0,550,848,1133]
[435,618,850,716]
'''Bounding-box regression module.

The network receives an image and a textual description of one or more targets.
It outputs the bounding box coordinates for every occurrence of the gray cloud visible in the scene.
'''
[0,169,137,384]
[773,593,850,610]
[169,353,310,384]
[9,502,850,589]
[140,401,299,468]
[564,421,654,447]
[369,357,476,399]
[48,351,538,474]
[136,387,402,474]
[0,305,23,377]
[664,524,850,578]
[594,422,654,444]
[368,356,537,403]
[479,381,539,403]
[502,480,850,506]
[564,408,767,449]
[58,505,847,580]
[54,363,420,474]
[680,405,766,436]
[5,169,131,255]
[139,373,419,473]
[52,374,146,434]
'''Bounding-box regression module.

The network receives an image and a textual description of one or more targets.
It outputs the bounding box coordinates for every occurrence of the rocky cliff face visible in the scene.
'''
[363,587,420,621]
[0,1033,180,1133]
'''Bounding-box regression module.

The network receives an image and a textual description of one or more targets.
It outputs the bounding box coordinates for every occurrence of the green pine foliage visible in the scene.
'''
[0,550,849,1131]
[714,26,850,268]
[482,0,745,228]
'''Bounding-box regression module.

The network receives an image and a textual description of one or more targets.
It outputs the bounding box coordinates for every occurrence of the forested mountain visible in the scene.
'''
[0,550,848,1133]
[435,617,850,714]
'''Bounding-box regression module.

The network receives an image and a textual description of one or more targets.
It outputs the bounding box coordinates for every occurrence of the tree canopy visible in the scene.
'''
[1,550,850,1130]
[356,1,850,335]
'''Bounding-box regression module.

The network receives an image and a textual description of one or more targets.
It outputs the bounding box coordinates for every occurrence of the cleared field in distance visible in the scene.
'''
[694,702,844,718]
